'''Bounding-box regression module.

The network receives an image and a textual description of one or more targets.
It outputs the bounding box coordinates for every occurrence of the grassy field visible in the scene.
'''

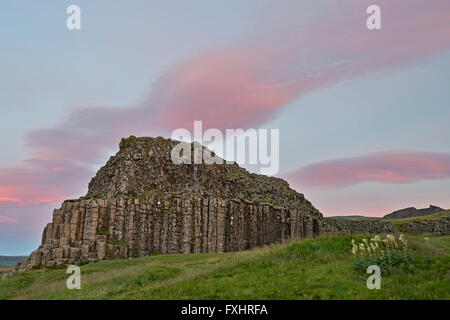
[1,234,448,300]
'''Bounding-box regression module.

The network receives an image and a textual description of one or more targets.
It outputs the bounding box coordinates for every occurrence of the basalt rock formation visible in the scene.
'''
[388,210,450,235]
[399,215,450,234]
[15,136,324,272]
[321,217,397,235]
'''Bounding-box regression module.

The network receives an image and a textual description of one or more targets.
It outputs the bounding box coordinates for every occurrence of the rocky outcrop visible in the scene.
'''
[321,217,397,235]
[13,136,327,272]
[86,136,318,213]
[394,214,450,235]
[15,197,323,271]
[322,212,450,236]
[382,205,444,219]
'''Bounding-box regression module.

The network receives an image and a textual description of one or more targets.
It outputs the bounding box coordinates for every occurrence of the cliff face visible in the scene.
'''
[15,136,323,271]
[16,197,322,270]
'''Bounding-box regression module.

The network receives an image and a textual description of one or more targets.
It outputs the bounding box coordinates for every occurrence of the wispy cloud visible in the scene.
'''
[0,216,18,223]
[284,151,450,189]
[149,0,450,130]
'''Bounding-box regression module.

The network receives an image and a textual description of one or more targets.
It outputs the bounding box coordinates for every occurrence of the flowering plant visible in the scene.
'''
[351,234,412,273]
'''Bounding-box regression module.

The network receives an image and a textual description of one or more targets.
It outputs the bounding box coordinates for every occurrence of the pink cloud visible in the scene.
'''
[284,151,450,189]
[149,48,294,130]
[0,161,92,206]
[0,216,18,223]
[148,0,450,131]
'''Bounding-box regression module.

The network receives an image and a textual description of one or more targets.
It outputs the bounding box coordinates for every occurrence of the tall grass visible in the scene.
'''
[351,234,435,274]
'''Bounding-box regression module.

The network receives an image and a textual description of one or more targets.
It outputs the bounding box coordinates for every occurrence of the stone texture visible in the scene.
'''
[382,205,445,219]
[15,197,325,271]
[321,217,397,235]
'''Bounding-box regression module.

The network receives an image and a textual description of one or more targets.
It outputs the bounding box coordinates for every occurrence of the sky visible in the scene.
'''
[1,0,449,255]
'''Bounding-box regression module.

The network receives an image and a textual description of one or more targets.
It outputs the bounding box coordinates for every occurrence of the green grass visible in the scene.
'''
[1,235,448,300]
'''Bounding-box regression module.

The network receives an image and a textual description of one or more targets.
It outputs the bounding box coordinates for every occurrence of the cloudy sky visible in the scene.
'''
[1,0,450,255]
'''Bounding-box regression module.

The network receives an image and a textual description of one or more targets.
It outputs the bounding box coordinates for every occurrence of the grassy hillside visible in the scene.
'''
[1,234,448,300]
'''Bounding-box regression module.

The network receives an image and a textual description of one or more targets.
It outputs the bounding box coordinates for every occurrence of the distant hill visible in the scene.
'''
[382,205,444,219]
[0,256,26,267]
